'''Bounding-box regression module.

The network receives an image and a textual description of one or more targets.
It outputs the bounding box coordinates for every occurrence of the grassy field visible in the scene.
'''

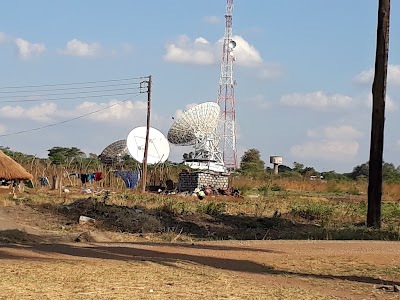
[1,178,400,299]
[1,177,399,241]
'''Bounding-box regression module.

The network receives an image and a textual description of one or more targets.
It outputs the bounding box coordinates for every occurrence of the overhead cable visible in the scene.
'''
[0,76,146,90]
[0,92,140,103]
[0,82,140,94]
[0,87,142,102]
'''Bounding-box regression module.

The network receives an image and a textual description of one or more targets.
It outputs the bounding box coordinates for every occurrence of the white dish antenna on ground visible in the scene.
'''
[168,102,220,146]
[168,102,225,173]
[126,126,170,165]
[99,139,129,165]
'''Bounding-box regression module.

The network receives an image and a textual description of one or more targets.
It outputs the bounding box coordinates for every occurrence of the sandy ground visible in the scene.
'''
[1,205,400,299]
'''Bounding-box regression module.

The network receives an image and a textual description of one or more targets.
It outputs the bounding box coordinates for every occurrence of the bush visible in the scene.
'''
[196,202,226,216]
[258,185,269,195]
[291,203,334,221]
[270,184,284,192]
[382,202,400,219]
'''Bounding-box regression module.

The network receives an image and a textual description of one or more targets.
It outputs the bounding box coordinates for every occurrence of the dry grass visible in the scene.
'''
[1,181,400,299]
[1,241,399,300]
[0,257,336,300]
[232,177,400,201]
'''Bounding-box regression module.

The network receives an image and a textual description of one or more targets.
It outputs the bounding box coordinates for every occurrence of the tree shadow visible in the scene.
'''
[1,242,399,288]
[125,242,284,254]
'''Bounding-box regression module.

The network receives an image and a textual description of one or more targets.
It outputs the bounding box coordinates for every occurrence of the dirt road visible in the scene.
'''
[1,239,399,300]
[1,204,400,299]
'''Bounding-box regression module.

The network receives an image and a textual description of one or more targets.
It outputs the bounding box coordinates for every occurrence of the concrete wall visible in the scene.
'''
[178,171,229,192]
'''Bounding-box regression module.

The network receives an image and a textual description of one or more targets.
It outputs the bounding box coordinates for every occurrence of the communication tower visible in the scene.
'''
[217,0,237,170]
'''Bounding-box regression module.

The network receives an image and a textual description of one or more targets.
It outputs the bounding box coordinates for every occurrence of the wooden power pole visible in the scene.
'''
[367,0,390,228]
[141,75,152,193]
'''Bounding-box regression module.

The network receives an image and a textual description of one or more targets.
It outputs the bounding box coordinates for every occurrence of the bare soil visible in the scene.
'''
[1,201,400,299]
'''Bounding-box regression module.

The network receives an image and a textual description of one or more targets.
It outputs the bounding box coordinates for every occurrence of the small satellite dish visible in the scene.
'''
[168,102,220,146]
[126,126,170,164]
[228,40,236,49]
[99,139,129,165]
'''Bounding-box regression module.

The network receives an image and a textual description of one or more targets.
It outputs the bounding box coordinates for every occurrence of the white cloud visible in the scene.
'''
[163,34,263,67]
[203,16,220,24]
[354,64,400,86]
[247,95,271,110]
[163,34,281,79]
[73,100,147,122]
[173,102,198,120]
[163,35,215,65]
[290,140,359,161]
[291,124,362,161]
[280,91,353,110]
[0,102,57,122]
[0,124,6,134]
[0,32,6,43]
[258,63,283,80]
[59,38,101,57]
[366,93,398,112]
[229,35,263,67]
[0,99,148,124]
[15,38,46,59]
[307,125,362,140]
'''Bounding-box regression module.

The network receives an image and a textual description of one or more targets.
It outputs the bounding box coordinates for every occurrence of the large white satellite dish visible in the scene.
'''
[167,102,225,173]
[168,102,220,146]
[99,139,129,165]
[126,126,170,165]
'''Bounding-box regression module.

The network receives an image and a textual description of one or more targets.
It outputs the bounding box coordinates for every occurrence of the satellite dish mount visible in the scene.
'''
[168,102,226,173]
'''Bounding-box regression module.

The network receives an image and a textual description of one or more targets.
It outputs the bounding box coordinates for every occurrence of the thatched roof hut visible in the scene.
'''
[0,150,33,180]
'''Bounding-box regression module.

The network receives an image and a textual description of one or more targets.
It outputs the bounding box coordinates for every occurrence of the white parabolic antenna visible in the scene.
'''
[168,102,220,146]
[99,139,129,165]
[168,102,225,172]
[126,126,170,164]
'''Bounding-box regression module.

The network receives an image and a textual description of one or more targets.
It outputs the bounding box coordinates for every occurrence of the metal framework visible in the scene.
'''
[167,102,225,173]
[217,0,237,170]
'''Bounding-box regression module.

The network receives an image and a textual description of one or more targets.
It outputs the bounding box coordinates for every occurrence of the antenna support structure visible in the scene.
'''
[217,0,237,170]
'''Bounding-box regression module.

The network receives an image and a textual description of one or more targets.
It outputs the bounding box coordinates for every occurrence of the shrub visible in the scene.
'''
[196,202,226,216]
[270,184,284,192]
[291,203,334,221]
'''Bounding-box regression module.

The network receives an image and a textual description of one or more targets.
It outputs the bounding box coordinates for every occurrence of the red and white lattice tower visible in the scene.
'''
[217,0,237,170]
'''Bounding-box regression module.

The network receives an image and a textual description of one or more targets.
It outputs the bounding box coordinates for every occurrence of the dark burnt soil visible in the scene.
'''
[7,197,394,242]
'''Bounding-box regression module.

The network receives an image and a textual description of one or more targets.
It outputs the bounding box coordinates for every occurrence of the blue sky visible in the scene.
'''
[0,0,399,173]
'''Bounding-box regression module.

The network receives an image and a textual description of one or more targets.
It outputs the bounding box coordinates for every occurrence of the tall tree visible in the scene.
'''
[239,148,265,177]
[368,0,390,228]
[48,146,85,165]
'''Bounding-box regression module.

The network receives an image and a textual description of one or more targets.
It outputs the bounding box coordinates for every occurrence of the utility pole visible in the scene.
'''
[368,0,390,228]
[141,75,152,193]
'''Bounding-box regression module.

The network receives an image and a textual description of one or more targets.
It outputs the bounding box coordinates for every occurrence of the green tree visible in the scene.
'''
[351,162,369,180]
[48,146,85,165]
[321,170,348,181]
[239,148,265,178]
[382,162,400,183]
[293,162,305,173]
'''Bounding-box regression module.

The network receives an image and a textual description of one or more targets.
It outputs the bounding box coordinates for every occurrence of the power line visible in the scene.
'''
[0,86,142,102]
[0,93,143,138]
[0,92,141,103]
[0,76,146,90]
[0,82,140,94]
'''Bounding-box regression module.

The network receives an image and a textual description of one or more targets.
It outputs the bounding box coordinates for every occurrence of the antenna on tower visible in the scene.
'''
[217,0,238,170]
